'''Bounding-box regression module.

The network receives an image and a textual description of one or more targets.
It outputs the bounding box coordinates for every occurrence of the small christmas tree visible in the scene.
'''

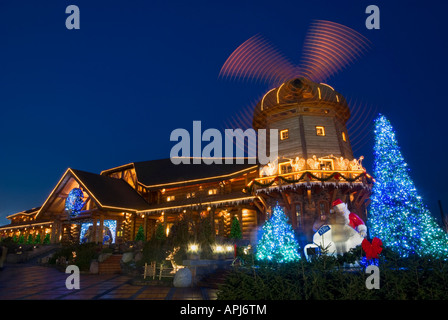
[256,204,301,262]
[43,233,50,244]
[34,234,41,244]
[230,216,242,240]
[368,114,448,259]
[135,225,145,242]
[155,223,166,241]
[26,234,33,244]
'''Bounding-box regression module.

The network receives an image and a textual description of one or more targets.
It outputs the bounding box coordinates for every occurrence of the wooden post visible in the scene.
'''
[143,214,148,241]
[98,215,104,244]
[92,217,97,243]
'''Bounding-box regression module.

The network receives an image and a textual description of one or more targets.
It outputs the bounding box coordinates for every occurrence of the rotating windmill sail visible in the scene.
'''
[219,20,377,155]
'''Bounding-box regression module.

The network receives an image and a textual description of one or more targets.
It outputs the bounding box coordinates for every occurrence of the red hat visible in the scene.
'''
[332,199,344,207]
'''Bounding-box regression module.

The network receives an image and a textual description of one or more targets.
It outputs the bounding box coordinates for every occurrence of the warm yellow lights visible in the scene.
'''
[320,83,335,91]
[316,126,325,136]
[139,165,258,189]
[188,243,199,253]
[276,83,285,103]
[342,131,347,142]
[280,129,289,140]
[138,196,255,215]
[260,87,276,111]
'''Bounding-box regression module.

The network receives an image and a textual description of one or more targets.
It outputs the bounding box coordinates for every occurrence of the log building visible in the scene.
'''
[0,78,374,246]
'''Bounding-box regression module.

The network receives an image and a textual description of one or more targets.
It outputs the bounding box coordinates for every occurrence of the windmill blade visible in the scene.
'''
[221,96,262,157]
[346,99,379,154]
[299,20,371,82]
[219,34,299,87]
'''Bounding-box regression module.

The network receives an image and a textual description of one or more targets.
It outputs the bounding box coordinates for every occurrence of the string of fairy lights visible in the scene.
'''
[367,114,448,259]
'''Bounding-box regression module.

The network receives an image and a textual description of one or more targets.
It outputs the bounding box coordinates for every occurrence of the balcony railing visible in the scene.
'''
[245,169,374,193]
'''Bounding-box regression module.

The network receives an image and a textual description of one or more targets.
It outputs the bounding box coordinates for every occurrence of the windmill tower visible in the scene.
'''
[253,77,353,162]
[250,77,372,242]
[219,21,375,242]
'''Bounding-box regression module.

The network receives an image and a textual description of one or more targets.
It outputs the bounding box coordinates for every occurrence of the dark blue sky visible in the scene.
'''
[1,0,447,225]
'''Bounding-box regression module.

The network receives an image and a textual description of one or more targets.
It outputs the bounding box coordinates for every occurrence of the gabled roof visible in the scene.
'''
[102,158,258,189]
[6,207,41,219]
[37,168,151,218]
[70,169,151,211]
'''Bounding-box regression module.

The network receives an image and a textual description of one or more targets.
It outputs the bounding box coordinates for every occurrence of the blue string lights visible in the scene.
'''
[367,114,448,259]
[79,220,117,244]
[256,204,301,262]
[65,188,85,217]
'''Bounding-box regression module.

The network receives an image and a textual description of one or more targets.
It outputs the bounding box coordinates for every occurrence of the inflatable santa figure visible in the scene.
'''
[303,199,367,260]
[331,199,367,238]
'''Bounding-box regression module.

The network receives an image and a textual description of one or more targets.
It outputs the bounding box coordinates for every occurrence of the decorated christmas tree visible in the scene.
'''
[256,204,301,262]
[368,114,448,259]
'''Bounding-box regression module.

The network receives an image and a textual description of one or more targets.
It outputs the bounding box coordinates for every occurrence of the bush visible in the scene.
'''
[217,248,448,300]
[48,243,98,271]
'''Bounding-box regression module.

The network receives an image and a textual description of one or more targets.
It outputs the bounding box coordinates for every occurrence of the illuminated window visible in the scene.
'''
[280,129,289,140]
[167,196,175,202]
[316,126,325,136]
[186,192,196,199]
[319,159,334,171]
[280,163,293,174]
[208,189,218,195]
[342,132,347,142]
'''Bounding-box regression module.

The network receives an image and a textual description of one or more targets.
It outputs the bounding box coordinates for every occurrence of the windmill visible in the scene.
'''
[218,20,378,156]
[217,21,376,242]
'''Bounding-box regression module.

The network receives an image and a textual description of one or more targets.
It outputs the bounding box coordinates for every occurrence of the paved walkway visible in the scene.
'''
[0,263,218,300]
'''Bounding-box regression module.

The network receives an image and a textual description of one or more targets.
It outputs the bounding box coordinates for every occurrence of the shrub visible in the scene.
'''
[217,248,448,300]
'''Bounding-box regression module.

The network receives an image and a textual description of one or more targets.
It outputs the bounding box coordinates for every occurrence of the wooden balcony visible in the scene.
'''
[245,169,374,193]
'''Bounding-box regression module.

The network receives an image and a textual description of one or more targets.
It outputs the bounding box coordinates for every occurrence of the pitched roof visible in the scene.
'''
[132,158,258,188]
[70,169,151,211]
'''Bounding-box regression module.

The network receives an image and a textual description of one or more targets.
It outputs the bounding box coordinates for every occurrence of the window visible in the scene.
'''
[186,192,196,199]
[342,131,347,142]
[280,129,289,140]
[167,196,175,202]
[295,204,302,227]
[316,126,325,136]
[319,159,334,171]
[280,163,293,174]
[208,189,218,195]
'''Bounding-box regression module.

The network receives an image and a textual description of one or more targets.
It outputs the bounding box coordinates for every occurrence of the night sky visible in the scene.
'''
[1,0,447,226]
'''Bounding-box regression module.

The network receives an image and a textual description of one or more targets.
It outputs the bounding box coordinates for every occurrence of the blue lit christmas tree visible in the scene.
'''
[368,114,448,259]
[256,204,301,262]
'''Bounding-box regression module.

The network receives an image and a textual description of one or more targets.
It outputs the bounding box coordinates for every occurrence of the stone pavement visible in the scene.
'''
[0,263,218,300]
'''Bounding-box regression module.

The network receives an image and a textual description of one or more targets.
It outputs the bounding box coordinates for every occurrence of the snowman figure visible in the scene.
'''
[304,199,367,260]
